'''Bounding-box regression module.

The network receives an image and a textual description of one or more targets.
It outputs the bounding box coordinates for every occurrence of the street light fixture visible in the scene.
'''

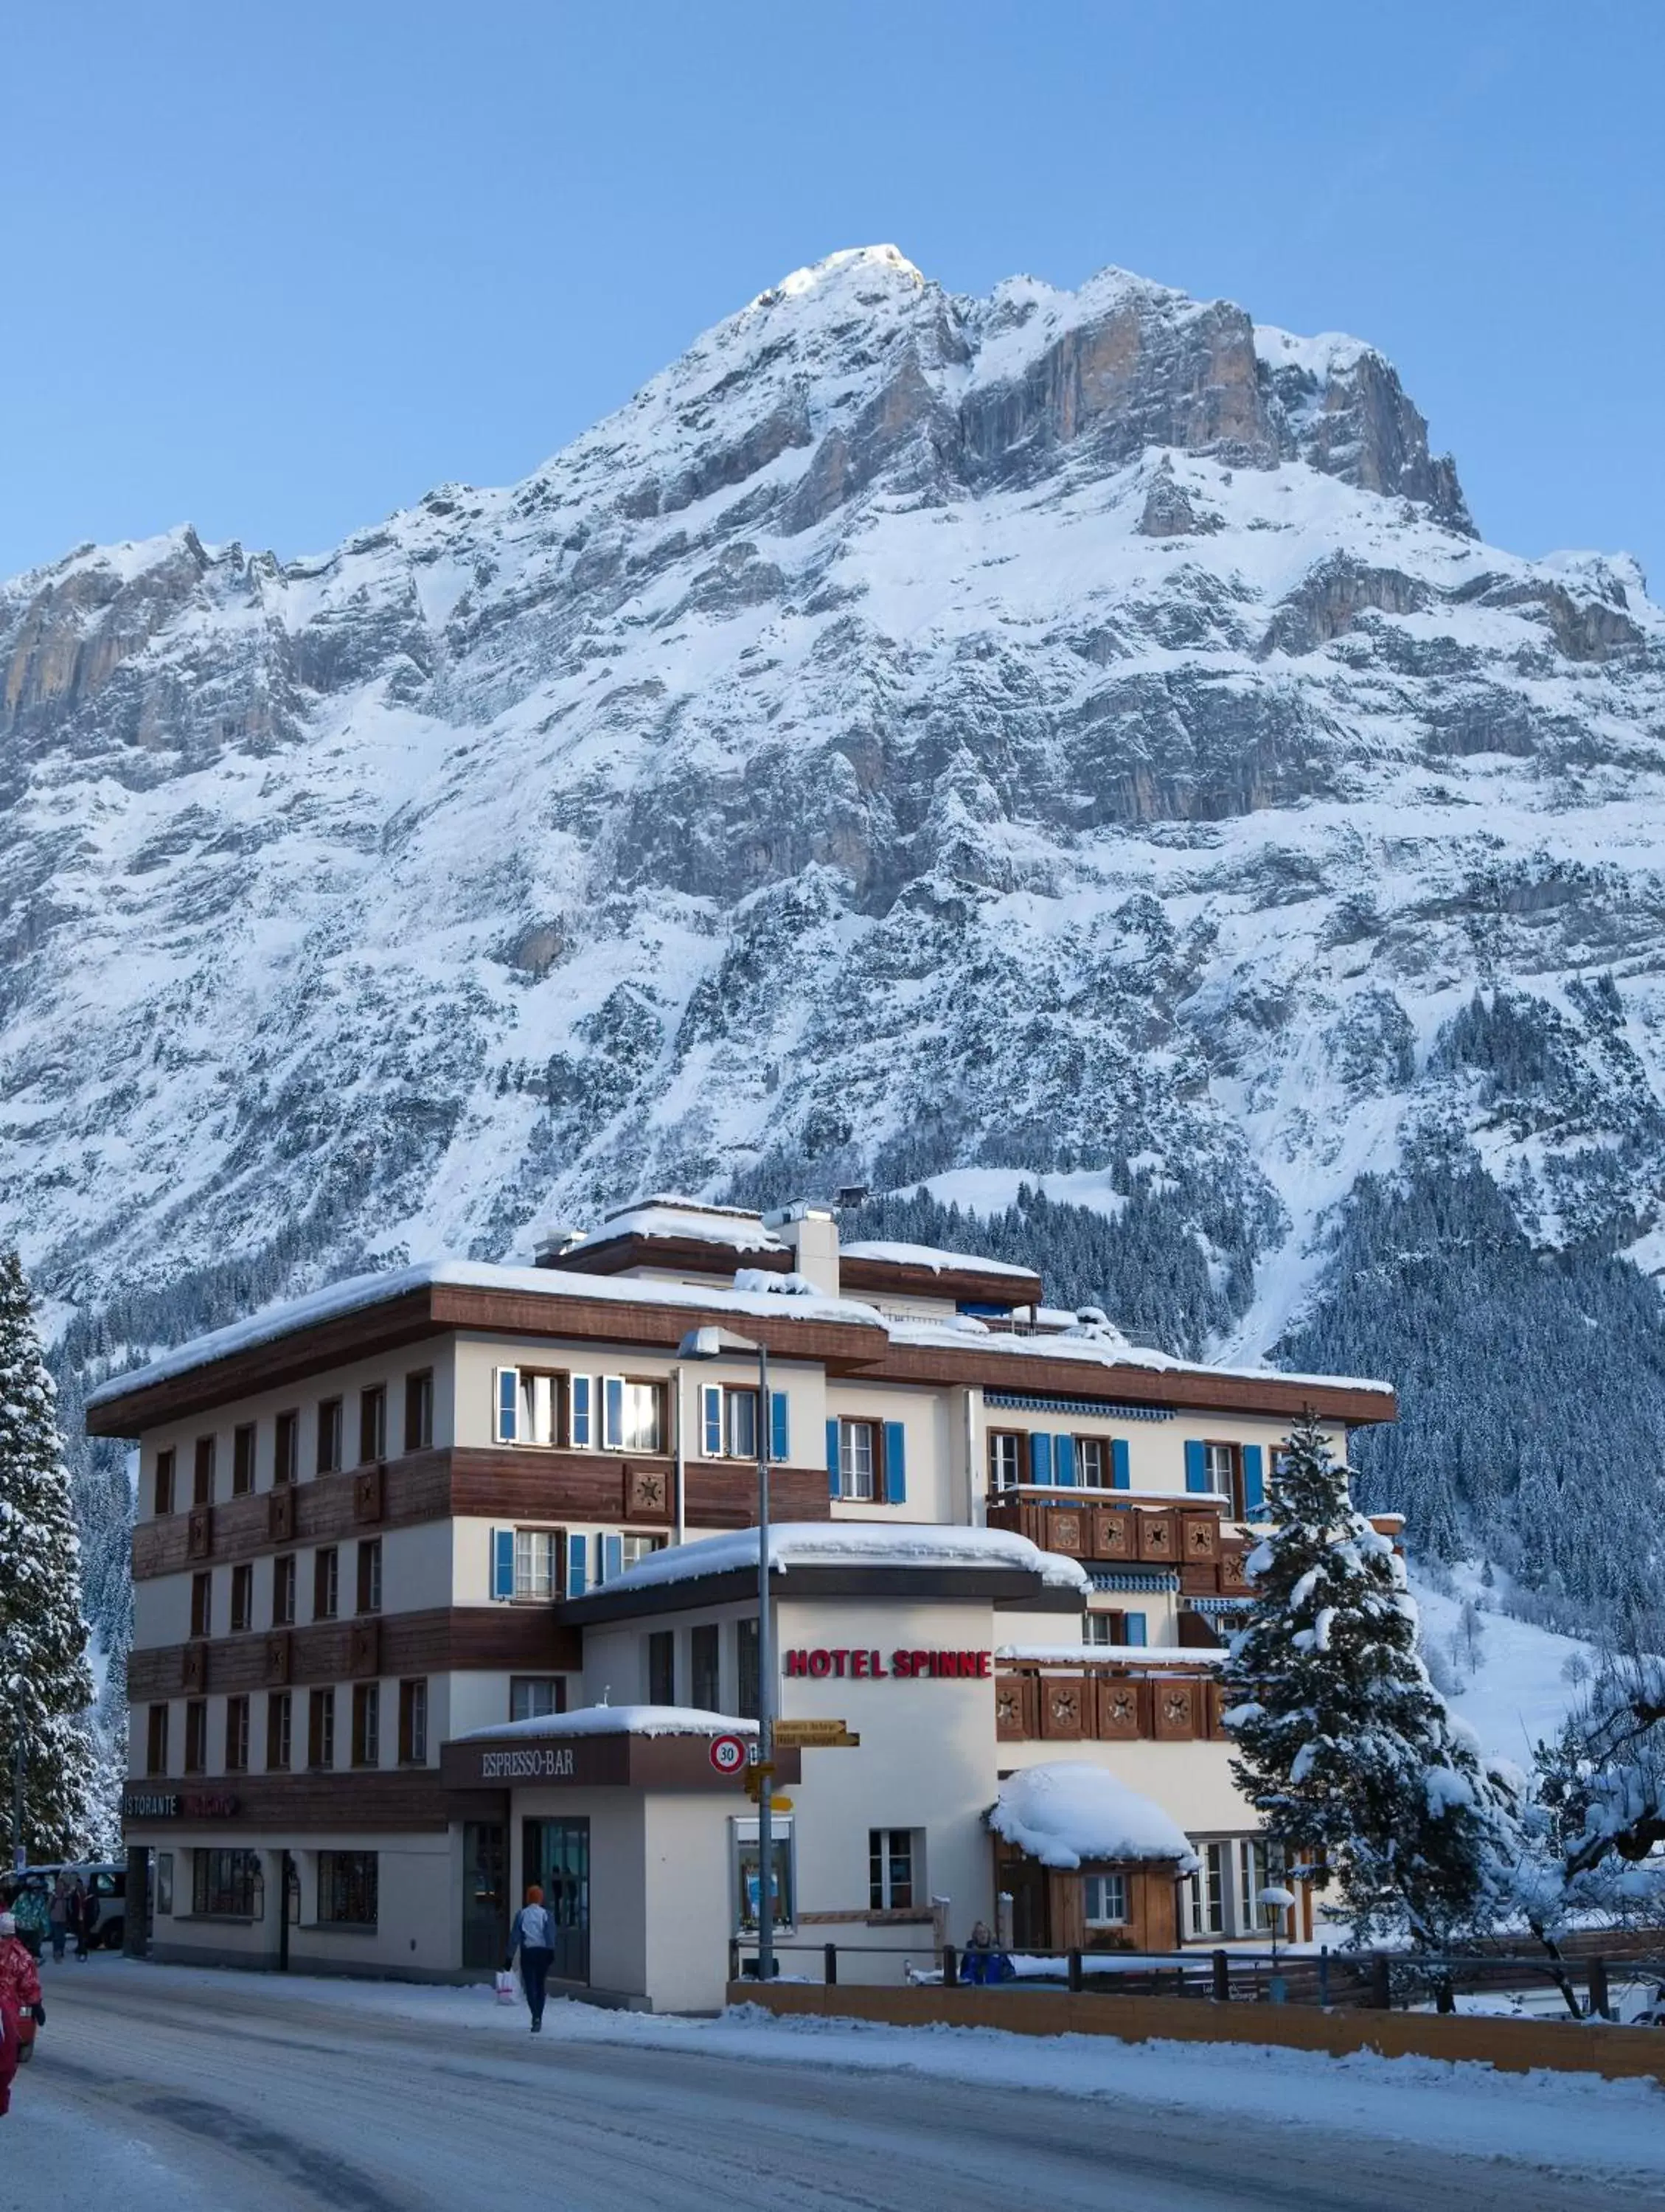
[678,1324,776,1985]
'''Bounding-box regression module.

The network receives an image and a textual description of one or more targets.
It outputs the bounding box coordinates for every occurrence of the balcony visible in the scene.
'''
[994,1661,1229,1745]
[986,1492,1250,1596]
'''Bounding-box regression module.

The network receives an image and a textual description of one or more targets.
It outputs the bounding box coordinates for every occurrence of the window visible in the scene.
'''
[701,1385,787,1461]
[316,1398,343,1475]
[1204,1441,1237,1504]
[510,1677,566,1722]
[620,1533,664,1573]
[404,1369,434,1453]
[273,1553,296,1627]
[1082,1612,1116,1646]
[734,1820,794,1933]
[359,1385,386,1465]
[193,1436,216,1506]
[569,1374,594,1449]
[225,1695,250,1773]
[1238,1840,1290,1933]
[190,1571,212,1640]
[352,1683,380,1767]
[398,1679,429,1764]
[869,1828,915,1911]
[230,1562,254,1633]
[603,1377,664,1453]
[691,1623,720,1711]
[1084,1872,1128,1927]
[736,1617,759,1720]
[184,1700,208,1774]
[192,1848,261,1919]
[647,1631,675,1705]
[274,1410,298,1486]
[496,1366,563,1447]
[319,1851,378,1927]
[232,1423,257,1496]
[1076,1437,1107,1489]
[1185,1842,1229,1938]
[153,1448,176,1517]
[356,1538,382,1615]
[726,1388,759,1461]
[314,1547,339,1621]
[308,1686,336,1770]
[988,1432,1022,1491]
[266,1691,292,1771]
[146,1703,170,1777]
[837,1419,876,1501]
[513,1528,559,1601]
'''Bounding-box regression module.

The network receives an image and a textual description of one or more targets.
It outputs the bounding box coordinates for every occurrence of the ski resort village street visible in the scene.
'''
[4,1961,1664,2212]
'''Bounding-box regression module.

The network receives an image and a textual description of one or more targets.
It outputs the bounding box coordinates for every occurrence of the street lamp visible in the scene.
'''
[678,1324,775,1985]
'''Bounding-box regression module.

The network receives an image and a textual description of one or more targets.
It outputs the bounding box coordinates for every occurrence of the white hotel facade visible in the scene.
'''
[94,1200,1397,2011]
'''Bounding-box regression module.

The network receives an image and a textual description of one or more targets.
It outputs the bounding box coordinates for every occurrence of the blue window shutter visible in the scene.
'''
[603,1376,624,1451]
[1030,1432,1054,1486]
[1110,1439,1130,1491]
[771,1391,789,1463]
[566,1534,587,1599]
[1123,1611,1147,1648]
[703,1386,724,1458]
[883,1422,906,1504]
[1184,1439,1209,1493]
[496,1369,518,1444]
[1055,1435,1077,1487]
[491,1528,514,1601]
[602,1532,623,1583]
[570,1376,592,1448]
[1242,1444,1265,1517]
[826,1418,841,1497]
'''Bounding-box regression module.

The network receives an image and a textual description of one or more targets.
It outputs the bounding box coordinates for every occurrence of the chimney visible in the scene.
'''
[762,1202,841,1298]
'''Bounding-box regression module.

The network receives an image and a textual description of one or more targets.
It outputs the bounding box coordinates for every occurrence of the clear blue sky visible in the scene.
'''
[3,2,1660,588]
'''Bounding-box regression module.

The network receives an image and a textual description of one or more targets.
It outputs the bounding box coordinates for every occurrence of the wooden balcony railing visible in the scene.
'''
[995,1664,1231,1745]
[986,1495,1251,1596]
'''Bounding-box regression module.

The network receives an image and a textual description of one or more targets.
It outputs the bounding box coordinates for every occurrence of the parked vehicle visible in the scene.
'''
[12,1863,126,1952]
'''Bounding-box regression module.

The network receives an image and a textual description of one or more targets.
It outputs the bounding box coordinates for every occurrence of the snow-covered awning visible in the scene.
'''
[595,1520,1091,1598]
[456,1703,757,1744]
[988,1761,1200,1871]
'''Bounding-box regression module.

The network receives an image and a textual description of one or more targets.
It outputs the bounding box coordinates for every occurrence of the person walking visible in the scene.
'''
[47,1877,71,1966]
[77,1880,102,1959]
[0,1912,43,2118]
[507,1885,555,2034]
[10,1882,48,1964]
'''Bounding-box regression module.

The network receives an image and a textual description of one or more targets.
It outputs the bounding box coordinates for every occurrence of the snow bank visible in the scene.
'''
[564,1200,788,1256]
[595,1520,1091,1596]
[840,1240,1038,1280]
[987,1761,1199,1870]
[456,1703,757,1743]
[994,1645,1223,1668]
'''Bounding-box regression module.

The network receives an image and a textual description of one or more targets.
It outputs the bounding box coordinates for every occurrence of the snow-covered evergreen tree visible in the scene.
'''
[0,1246,99,1860]
[1221,1413,1512,1950]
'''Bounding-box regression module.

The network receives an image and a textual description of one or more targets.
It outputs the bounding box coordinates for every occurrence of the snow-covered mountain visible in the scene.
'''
[7,244,1665,1638]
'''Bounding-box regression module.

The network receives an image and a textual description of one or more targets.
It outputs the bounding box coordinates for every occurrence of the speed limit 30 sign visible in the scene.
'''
[708,1733,748,1776]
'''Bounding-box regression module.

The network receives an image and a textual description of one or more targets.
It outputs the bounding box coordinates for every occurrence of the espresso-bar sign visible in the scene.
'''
[783,1648,991,1680]
[479,1746,577,1781]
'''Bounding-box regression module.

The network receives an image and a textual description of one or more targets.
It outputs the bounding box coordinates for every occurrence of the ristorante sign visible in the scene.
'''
[122,1789,240,1821]
[783,1648,992,1680]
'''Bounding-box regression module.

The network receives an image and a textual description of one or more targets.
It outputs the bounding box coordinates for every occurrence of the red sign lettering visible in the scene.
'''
[781,1648,988,1681]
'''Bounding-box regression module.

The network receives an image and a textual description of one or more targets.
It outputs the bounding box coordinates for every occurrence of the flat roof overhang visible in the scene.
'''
[558,1562,1083,1629]
[439,1733,803,1792]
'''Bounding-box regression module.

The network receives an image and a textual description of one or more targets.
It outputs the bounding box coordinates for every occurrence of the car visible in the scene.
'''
[10,1862,127,1952]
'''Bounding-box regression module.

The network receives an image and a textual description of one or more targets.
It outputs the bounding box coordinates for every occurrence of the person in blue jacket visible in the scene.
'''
[507,1885,556,2033]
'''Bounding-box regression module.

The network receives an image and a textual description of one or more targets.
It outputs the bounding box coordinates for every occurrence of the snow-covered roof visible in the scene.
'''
[988,1762,1200,1871]
[839,1240,1038,1281]
[456,1703,757,1744]
[563,1200,788,1257]
[593,1520,1091,1598]
[994,1645,1225,1668]
[84,1259,884,1407]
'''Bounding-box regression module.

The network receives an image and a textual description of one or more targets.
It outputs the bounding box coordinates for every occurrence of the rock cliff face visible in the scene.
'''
[4,248,1665,1617]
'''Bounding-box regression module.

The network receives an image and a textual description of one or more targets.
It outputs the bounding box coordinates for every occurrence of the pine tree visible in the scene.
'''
[0,1247,99,1860]
[1221,1413,1512,1953]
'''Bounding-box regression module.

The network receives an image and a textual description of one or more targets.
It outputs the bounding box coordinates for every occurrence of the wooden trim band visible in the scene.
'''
[126,1606,583,1701]
[120,1768,453,1834]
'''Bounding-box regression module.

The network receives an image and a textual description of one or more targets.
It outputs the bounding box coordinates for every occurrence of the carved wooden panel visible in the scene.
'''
[626,1464,670,1521]
[187,1506,214,1561]
[1220,1545,1252,1593]
[263,1632,292,1686]
[1043,1508,1085,1557]
[268,1486,296,1543]
[995,1674,1037,1742]
[1134,1511,1175,1563]
[347,1618,382,1678]
[1039,1675,1087,1740]
[181,1642,208,1692]
[1181,1512,1219,1562]
[1096,1676,1147,1740]
[353,1465,385,1526]
[1090,1509,1133,1560]
[1153,1678,1200,1741]
[1206,1681,1234,1739]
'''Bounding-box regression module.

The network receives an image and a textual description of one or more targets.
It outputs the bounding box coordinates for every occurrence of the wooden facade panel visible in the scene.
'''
[1219,1544,1252,1594]
[129,1607,580,1698]
[1038,1675,1088,1740]
[1179,1563,1220,1595]
[122,1769,452,1834]
[1042,1507,1085,1558]
[1090,1508,1133,1561]
[995,1674,1037,1741]
[1180,1512,1219,1563]
[1133,1511,1176,1564]
[1152,1677,1200,1742]
[1095,1676,1149,1740]
[682,1461,832,1528]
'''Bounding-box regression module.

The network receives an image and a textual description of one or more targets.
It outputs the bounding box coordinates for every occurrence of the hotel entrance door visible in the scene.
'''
[523,1818,591,1984]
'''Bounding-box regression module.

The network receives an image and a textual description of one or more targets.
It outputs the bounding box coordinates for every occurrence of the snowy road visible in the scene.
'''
[4,1960,1662,2211]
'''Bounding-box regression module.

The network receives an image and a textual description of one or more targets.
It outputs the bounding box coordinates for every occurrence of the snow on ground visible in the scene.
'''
[1411,1563,1598,1764]
[69,1961,1665,2184]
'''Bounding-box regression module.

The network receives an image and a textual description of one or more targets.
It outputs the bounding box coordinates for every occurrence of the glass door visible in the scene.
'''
[524,1818,591,1984]
[462,1823,508,1970]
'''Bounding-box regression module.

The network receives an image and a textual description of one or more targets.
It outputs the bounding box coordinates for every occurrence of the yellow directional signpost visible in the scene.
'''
[772,1719,861,1749]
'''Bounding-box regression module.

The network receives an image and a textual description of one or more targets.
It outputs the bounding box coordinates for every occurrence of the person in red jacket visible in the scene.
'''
[0,1911,44,2118]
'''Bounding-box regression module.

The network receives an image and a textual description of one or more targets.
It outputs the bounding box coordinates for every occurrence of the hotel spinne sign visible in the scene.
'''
[783,1647,992,1680]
